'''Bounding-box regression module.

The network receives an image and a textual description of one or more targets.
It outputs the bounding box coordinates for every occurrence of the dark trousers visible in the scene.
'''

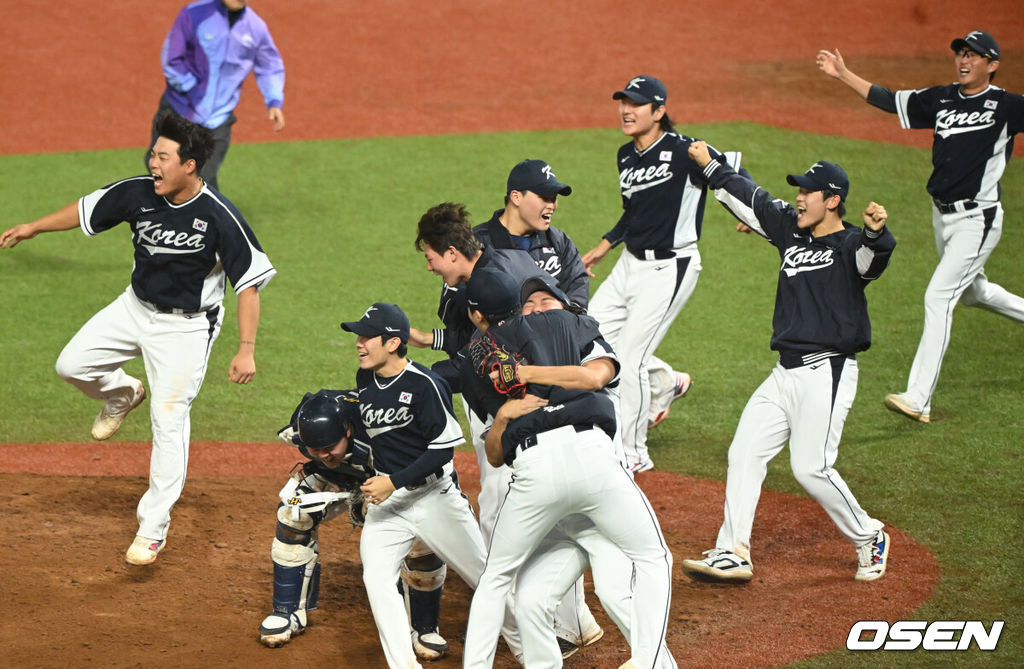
[146,95,236,192]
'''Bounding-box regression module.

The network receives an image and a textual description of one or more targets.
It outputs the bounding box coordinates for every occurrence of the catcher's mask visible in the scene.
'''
[296,394,355,449]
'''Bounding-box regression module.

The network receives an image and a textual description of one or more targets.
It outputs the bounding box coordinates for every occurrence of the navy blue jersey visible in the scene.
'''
[431,245,547,357]
[604,133,725,251]
[888,84,1024,202]
[78,176,275,311]
[487,310,618,463]
[474,210,589,309]
[705,161,896,358]
[356,360,464,489]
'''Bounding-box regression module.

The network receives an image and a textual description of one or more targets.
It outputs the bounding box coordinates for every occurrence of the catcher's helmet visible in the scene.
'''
[296,393,356,449]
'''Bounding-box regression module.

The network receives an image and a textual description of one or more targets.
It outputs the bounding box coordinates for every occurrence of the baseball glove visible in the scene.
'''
[347,488,368,527]
[469,332,527,398]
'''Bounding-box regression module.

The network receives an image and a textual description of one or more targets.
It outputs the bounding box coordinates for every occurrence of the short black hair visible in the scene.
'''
[380,334,408,358]
[155,112,214,171]
[822,189,847,219]
[414,202,482,258]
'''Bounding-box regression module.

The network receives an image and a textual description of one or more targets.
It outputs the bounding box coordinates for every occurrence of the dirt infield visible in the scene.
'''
[7,0,1017,666]
[1,446,937,668]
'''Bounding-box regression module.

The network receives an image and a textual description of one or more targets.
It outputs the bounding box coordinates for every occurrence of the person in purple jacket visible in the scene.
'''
[146,0,286,191]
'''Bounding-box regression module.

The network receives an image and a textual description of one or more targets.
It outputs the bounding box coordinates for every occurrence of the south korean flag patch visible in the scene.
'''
[984,99,998,110]
[192,218,208,232]
[659,150,673,162]
[399,391,412,405]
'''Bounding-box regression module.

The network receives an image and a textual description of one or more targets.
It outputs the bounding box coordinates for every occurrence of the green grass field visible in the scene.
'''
[0,123,1021,666]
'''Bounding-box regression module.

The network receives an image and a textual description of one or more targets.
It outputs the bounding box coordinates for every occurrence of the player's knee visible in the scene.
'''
[401,559,446,592]
[276,504,316,534]
[271,537,316,568]
[54,351,84,383]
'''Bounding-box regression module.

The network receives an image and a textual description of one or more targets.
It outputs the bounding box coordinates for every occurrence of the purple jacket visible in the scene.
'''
[161,0,285,128]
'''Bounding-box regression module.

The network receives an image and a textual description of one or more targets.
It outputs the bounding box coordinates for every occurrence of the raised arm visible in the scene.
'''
[1,202,81,249]
[817,48,873,100]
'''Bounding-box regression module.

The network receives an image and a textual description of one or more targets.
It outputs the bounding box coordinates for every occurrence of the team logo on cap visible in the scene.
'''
[362,305,378,319]
[541,164,555,180]
[627,77,646,89]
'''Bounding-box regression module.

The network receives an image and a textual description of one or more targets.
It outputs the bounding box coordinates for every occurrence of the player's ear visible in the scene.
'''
[987,59,1000,78]
[652,104,666,122]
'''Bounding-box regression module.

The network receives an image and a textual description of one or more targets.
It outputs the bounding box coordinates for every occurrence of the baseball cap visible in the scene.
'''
[612,75,667,107]
[467,267,520,315]
[951,30,1000,60]
[786,161,850,202]
[341,302,410,343]
[507,160,572,197]
[519,274,570,307]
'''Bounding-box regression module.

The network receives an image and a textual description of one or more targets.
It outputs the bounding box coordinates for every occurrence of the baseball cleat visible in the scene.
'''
[125,535,165,566]
[883,393,930,424]
[629,459,655,474]
[92,381,147,440]
[681,548,753,583]
[649,371,692,429]
[412,629,449,661]
[855,529,890,582]
[259,610,306,647]
[581,624,604,647]
[557,636,581,660]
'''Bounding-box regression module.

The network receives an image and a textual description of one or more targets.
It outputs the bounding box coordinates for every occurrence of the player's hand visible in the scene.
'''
[687,141,713,168]
[736,222,754,234]
[360,475,396,505]
[0,223,37,249]
[229,351,256,384]
[408,327,434,349]
[269,107,285,132]
[496,393,548,421]
[582,240,611,277]
[817,49,845,78]
[862,202,888,231]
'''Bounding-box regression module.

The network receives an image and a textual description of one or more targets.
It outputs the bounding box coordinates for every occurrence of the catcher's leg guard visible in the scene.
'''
[260,505,320,648]
[399,546,448,661]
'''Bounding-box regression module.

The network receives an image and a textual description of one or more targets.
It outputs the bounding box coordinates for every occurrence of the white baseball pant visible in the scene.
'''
[463,425,673,669]
[901,203,1024,414]
[715,358,882,562]
[55,286,221,540]
[589,248,701,467]
[359,464,521,669]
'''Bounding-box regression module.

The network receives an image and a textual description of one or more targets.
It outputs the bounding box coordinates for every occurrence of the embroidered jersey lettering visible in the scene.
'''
[781,246,836,277]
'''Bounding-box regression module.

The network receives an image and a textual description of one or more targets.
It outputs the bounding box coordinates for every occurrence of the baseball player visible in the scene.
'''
[512,274,678,668]
[581,75,733,473]
[473,159,590,311]
[680,142,895,583]
[258,390,452,661]
[818,31,1024,423]
[0,113,274,566]
[411,202,607,654]
[340,303,522,668]
[409,202,547,542]
[461,269,674,669]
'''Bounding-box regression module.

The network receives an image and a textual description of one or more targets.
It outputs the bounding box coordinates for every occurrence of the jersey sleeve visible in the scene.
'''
[416,374,465,451]
[212,199,276,293]
[853,225,897,281]
[894,87,940,130]
[551,230,590,309]
[700,160,793,243]
[1002,91,1024,134]
[77,177,153,237]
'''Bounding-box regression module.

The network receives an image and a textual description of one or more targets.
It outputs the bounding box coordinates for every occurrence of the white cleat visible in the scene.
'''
[125,535,165,566]
[92,381,147,440]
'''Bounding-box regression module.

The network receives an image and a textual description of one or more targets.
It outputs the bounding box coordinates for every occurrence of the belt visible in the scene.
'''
[779,349,853,370]
[516,424,594,456]
[386,462,453,490]
[154,304,189,314]
[932,198,979,215]
[627,246,675,261]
